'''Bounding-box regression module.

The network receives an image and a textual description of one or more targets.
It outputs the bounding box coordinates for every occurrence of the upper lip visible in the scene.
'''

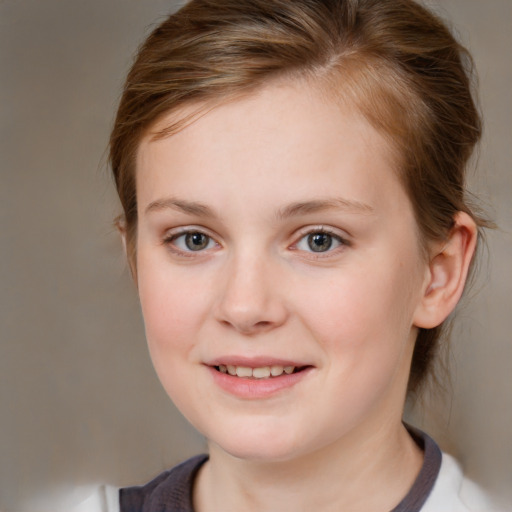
[204,356,311,368]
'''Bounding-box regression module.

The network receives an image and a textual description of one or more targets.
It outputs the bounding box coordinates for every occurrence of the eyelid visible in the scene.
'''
[162,226,221,255]
[160,224,350,258]
[289,225,351,256]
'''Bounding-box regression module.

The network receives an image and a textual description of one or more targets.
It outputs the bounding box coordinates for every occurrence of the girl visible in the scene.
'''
[87,0,498,510]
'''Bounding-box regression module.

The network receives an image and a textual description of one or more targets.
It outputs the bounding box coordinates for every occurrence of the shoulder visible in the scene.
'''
[69,454,208,512]
[119,454,208,512]
[422,452,502,512]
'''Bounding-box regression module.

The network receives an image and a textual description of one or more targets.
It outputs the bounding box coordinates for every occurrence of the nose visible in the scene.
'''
[214,251,289,335]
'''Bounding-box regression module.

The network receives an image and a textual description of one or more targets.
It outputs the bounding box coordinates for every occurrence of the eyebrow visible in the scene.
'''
[145,198,217,217]
[275,198,375,219]
[144,196,374,218]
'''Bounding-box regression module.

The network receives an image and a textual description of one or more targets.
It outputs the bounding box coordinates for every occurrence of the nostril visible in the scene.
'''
[219,318,274,335]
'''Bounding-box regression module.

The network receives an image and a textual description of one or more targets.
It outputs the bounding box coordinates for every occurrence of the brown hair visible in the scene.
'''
[109,0,490,394]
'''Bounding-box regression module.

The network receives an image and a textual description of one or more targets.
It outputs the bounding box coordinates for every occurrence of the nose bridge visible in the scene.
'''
[215,244,287,334]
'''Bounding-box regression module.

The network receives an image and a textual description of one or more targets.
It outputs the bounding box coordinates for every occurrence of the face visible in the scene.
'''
[135,81,430,462]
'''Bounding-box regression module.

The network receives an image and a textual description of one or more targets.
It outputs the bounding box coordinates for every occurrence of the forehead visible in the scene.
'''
[136,79,407,218]
[143,74,400,158]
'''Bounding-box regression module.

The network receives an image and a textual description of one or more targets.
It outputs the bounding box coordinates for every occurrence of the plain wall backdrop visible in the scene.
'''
[1,1,511,511]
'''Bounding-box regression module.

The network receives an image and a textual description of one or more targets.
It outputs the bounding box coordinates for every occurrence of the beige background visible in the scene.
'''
[1,1,510,511]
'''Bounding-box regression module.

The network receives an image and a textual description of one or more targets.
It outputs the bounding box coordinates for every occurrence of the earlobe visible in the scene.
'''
[413,212,478,329]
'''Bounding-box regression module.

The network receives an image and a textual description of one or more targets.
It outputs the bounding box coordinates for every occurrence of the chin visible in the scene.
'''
[206,422,311,463]
[220,441,301,462]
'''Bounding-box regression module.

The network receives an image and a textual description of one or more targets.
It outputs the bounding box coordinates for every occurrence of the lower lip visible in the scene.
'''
[207,366,313,399]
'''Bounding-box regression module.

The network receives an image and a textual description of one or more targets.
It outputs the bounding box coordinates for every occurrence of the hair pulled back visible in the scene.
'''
[109,0,490,394]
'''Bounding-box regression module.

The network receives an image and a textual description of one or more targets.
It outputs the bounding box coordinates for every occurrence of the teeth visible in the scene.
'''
[235,366,253,378]
[252,366,271,379]
[217,364,297,378]
[270,365,284,376]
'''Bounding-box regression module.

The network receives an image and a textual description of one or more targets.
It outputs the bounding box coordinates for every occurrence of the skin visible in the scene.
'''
[132,80,477,511]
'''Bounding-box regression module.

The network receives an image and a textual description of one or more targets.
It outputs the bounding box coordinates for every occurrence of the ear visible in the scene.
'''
[115,216,138,282]
[115,215,128,254]
[413,212,478,329]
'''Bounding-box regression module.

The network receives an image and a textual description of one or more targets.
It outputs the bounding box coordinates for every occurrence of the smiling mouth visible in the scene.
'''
[214,364,309,379]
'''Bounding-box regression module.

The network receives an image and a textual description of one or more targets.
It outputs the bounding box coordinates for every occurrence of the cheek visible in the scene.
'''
[295,257,421,388]
[137,275,208,422]
[136,252,210,384]
[137,247,208,334]
[294,265,420,428]
[139,279,189,350]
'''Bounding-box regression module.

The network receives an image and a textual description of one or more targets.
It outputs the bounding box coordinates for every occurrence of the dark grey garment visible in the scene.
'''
[120,427,441,512]
[392,426,442,512]
[120,454,207,512]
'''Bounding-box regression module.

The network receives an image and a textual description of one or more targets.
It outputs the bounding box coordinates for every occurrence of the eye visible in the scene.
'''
[166,230,217,253]
[294,229,346,254]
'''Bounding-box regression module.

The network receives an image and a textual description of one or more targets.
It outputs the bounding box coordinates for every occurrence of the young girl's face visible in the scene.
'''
[134,81,430,461]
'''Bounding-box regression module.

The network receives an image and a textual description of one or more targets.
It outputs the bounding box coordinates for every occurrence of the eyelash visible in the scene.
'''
[162,226,349,258]
[291,226,349,258]
[162,228,219,257]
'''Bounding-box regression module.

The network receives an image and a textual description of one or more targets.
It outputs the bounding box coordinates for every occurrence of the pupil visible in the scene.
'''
[185,232,208,251]
[308,233,332,252]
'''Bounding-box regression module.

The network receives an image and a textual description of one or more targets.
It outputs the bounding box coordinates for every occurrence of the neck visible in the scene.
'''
[194,419,423,512]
